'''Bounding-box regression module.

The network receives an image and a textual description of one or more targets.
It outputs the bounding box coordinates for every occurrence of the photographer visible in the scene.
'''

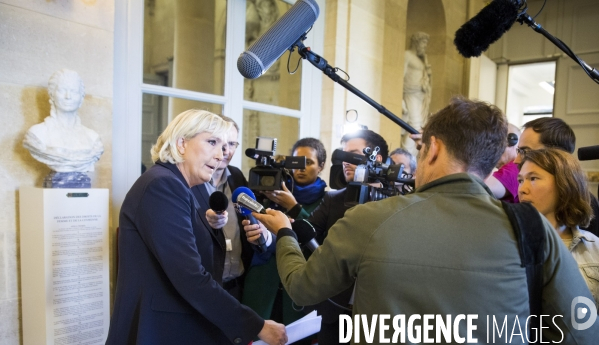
[262,138,328,219]
[251,97,597,342]
[298,129,389,345]
[242,138,327,343]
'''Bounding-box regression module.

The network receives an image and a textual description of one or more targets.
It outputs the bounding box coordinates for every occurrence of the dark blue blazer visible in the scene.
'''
[106,162,263,344]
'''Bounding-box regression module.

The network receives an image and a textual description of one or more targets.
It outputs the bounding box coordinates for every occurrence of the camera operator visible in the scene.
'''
[251,97,598,343]
[242,138,327,342]
[191,115,274,301]
[302,129,389,345]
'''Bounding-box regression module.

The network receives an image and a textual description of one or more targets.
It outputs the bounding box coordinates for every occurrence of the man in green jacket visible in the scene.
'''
[249,97,598,343]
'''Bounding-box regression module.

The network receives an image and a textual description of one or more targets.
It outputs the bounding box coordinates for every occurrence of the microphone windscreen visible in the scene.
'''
[454,0,520,58]
[578,145,599,161]
[232,187,257,216]
[331,149,368,165]
[237,0,319,79]
[209,191,229,213]
[291,219,316,245]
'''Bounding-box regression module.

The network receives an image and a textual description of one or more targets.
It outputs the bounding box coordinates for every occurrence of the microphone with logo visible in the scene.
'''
[232,187,268,252]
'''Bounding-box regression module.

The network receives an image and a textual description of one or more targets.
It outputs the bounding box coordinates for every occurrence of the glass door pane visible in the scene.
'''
[141,93,223,172]
[143,0,227,95]
[243,0,302,110]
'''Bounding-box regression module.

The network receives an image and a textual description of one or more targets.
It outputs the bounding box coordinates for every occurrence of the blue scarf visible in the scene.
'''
[292,177,327,206]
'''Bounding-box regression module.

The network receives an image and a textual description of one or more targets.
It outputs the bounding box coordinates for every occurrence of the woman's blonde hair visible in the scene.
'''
[519,148,593,228]
[150,109,232,164]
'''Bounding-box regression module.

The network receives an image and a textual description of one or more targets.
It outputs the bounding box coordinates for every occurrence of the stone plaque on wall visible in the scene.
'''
[20,187,109,345]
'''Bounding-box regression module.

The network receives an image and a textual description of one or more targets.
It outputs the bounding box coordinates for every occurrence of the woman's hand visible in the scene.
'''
[258,320,287,345]
[205,209,228,229]
[262,181,297,210]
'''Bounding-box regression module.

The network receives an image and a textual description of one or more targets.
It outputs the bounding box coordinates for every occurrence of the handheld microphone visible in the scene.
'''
[292,219,319,252]
[208,191,229,215]
[237,0,319,79]
[331,149,368,166]
[454,0,522,58]
[578,145,599,161]
[232,187,268,252]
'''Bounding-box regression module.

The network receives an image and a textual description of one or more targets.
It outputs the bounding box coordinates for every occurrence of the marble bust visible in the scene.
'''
[23,69,103,175]
[402,32,432,156]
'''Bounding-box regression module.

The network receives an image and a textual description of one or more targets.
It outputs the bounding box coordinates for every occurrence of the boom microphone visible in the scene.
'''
[237,0,319,79]
[454,0,522,58]
[578,145,599,161]
[232,187,267,252]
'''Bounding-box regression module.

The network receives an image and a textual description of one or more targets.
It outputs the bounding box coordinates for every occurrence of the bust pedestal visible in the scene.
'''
[43,172,91,188]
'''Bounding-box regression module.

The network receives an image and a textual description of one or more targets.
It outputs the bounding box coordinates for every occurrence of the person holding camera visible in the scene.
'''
[241,138,327,343]
[250,97,597,343]
[518,148,599,308]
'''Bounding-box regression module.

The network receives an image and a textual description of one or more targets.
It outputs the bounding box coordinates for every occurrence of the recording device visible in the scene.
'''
[454,0,523,58]
[331,148,415,207]
[578,145,599,161]
[208,191,228,215]
[246,137,306,191]
[232,187,267,252]
[237,0,319,79]
[292,219,319,252]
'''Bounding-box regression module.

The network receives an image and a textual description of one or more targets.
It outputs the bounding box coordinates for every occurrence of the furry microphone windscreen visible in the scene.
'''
[454,0,520,58]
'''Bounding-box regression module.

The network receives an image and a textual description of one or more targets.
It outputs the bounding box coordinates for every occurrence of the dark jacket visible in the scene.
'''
[106,162,263,345]
[191,165,255,285]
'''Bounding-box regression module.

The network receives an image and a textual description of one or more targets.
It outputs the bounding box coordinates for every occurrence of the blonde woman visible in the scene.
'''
[106,110,286,345]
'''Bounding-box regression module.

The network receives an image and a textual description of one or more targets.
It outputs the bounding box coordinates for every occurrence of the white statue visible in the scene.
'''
[402,32,432,156]
[23,69,103,173]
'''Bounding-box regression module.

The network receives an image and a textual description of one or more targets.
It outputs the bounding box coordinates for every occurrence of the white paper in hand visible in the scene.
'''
[253,311,322,345]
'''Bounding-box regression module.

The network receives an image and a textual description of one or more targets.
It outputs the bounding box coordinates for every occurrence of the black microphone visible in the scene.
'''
[454,0,522,58]
[578,145,599,161]
[331,149,368,166]
[292,219,319,252]
[208,191,229,215]
[232,187,268,252]
[237,0,319,79]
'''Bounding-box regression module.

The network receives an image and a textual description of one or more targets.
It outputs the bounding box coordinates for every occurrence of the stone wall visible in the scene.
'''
[0,1,114,343]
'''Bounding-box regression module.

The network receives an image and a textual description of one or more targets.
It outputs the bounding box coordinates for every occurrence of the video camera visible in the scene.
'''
[330,147,415,207]
[245,137,306,191]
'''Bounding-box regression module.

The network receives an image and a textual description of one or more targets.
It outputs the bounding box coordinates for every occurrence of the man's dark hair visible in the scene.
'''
[291,137,327,168]
[422,96,507,178]
[522,117,576,153]
[340,129,389,161]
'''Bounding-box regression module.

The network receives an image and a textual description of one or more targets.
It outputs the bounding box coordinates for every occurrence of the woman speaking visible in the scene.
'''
[106,110,286,344]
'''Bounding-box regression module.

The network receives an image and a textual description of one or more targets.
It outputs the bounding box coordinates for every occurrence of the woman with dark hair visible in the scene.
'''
[242,138,327,342]
[518,148,599,307]
[262,137,328,219]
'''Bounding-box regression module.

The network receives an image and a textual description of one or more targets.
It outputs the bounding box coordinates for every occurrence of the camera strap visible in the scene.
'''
[501,201,546,340]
